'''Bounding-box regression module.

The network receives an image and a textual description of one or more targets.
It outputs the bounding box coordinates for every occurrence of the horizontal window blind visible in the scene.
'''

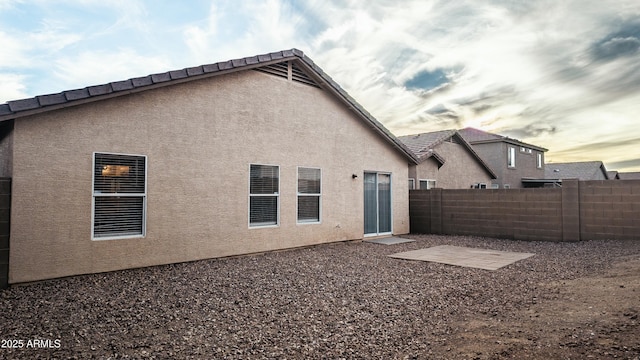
[94,153,145,194]
[93,153,146,239]
[94,197,144,237]
[249,164,279,227]
[297,167,321,223]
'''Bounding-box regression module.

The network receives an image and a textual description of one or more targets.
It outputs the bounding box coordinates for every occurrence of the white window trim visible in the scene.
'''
[537,153,543,168]
[297,166,322,225]
[248,163,280,228]
[91,152,147,241]
[419,179,436,190]
[508,146,516,168]
[408,178,415,190]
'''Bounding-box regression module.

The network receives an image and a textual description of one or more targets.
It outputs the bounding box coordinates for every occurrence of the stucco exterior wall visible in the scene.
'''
[411,141,493,189]
[471,142,544,188]
[9,69,410,283]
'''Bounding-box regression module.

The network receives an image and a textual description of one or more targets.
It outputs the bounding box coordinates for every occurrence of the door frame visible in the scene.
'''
[363,171,393,237]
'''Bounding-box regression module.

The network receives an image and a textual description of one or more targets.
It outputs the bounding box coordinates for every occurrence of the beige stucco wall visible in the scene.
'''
[9,69,410,283]
[410,141,493,189]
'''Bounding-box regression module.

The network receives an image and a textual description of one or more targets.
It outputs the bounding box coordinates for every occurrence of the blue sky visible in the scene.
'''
[1,0,639,171]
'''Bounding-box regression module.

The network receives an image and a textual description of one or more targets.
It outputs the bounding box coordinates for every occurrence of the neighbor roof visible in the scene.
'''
[545,161,609,180]
[618,171,640,180]
[459,127,548,152]
[0,48,418,164]
[398,129,497,178]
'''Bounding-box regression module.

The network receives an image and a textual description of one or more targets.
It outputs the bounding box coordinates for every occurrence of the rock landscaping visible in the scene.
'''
[1,234,639,359]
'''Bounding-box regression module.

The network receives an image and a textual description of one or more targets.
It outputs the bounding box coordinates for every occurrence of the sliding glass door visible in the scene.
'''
[364,172,392,236]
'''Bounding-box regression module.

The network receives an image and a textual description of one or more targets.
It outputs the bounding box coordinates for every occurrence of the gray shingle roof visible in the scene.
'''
[459,127,548,152]
[397,129,457,158]
[545,161,609,180]
[607,171,620,180]
[0,48,418,164]
[618,171,640,180]
[398,129,497,178]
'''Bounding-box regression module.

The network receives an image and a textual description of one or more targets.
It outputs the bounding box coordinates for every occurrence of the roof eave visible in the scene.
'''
[294,56,419,164]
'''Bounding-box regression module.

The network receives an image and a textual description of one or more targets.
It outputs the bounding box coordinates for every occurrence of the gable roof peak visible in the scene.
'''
[0,48,418,164]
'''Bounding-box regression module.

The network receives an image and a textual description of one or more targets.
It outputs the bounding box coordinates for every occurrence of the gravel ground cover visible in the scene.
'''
[1,234,639,359]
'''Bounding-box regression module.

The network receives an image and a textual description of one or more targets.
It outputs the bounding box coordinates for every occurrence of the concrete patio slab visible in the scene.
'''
[364,237,416,245]
[388,245,535,270]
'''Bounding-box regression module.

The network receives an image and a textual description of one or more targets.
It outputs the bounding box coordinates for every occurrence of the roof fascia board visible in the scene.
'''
[470,138,548,152]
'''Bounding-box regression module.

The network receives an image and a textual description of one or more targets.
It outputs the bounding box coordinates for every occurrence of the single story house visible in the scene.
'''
[0,49,418,284]
[398,130,496,189]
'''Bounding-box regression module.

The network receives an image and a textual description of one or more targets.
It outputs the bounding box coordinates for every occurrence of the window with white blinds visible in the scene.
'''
[297,167,321,223]
[92,153,146,239]
[249,164,279,227]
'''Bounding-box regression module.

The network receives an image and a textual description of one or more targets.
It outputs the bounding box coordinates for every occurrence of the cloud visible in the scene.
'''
[182,0,310,65]
[502,123,557,140]
[53,49,172,90]
[591,21,640,61]
[607,158,640,171]
[0,73,28,101]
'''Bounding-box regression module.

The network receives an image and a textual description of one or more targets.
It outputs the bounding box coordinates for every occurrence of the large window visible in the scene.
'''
[297,167,321,223]
[508,146,516,168]
[249,164,279,227]
[92,153,146,240]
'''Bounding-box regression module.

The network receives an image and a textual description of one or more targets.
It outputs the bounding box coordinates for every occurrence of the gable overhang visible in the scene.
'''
[0,49,418,165]
[452,133,497,179]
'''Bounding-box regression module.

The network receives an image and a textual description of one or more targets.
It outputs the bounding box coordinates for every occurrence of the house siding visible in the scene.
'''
[471,142,544,188]
[412,141,492,188]
[9,69,410,283]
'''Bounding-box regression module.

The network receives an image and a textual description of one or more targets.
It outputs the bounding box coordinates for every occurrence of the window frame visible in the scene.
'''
[248,163,280,228]
[297,166,322,225]
[91,152,147,241]
[419,179,436,190]
[537,152,543,168]
[507,146,516,168]
[408,178,415,190]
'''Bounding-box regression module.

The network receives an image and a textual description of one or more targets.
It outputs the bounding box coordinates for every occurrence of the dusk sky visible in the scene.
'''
[1,0,639,171]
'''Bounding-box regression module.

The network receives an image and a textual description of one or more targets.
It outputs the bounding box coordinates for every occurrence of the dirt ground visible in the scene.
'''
[1,235,639,359]
[448,256,640,359]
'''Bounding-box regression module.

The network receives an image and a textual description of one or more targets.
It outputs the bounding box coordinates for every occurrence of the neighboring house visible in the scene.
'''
[618,172,640,180]
[398,129,496,189]
[458,127,548,188]
[0,49,419,284]
[607,171,620,180]
[545,161,609,181]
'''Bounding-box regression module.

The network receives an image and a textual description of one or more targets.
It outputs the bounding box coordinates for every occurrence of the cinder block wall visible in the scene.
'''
[580,180,640,240]
[439,188,562,241]
[410,179,640,241]
[409,190,431,234]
